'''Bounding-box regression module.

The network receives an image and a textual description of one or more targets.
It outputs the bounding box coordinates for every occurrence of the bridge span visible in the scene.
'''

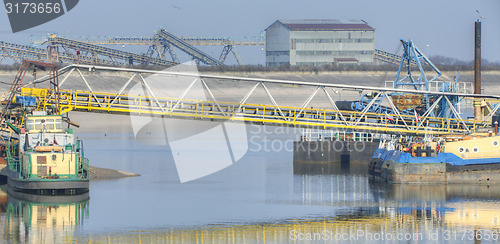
[14,64,500,136]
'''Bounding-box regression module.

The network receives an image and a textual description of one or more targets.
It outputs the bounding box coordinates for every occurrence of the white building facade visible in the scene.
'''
[265,19,375,66]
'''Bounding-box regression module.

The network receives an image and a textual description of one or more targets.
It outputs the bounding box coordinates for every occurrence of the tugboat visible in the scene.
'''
[5,112,89,194]
[369,134,500,184]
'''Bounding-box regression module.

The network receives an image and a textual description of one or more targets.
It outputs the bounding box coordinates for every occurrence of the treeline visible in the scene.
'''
[198,64,400,73]
[198,63,500,73]
[0,62,498,74]
[0,63,22,71]
[429,55,500,66]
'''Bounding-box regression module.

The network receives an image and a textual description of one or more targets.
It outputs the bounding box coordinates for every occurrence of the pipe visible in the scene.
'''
[474,20,482,121]
[474,21,482,95]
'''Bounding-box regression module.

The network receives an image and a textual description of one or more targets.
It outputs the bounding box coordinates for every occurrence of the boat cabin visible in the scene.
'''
[12,114,86,180]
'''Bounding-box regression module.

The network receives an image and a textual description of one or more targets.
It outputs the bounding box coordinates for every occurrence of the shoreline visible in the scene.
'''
[88,165,140,180]
[0,164,140,181]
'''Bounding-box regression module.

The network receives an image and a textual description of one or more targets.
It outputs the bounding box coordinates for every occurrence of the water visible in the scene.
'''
[1,126,500,243]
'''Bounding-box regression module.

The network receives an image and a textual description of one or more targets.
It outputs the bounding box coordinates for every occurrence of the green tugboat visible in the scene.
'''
[5,113,89,194]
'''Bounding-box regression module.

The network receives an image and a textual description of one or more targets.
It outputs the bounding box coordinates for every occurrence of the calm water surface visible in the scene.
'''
[1,128,500,243]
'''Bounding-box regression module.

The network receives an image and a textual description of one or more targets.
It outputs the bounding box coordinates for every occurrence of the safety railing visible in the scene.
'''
[76,139,89,179]
[301,129,380,142]
[385,80,473,94]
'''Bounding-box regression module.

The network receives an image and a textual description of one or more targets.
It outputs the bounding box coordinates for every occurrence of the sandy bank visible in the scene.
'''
[0,164,140,180]
[88,166,140,180]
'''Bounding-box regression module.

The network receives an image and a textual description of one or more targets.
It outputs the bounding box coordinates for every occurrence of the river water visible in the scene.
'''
[1,124,500,243]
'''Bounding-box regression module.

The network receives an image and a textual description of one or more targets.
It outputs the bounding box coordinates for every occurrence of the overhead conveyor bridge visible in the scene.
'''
[46,36,177,66]
[0,41,116,66]
[157,29,223,66]
[15,64,500,136]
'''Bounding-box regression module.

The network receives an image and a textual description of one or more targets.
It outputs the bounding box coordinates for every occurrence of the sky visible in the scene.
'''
[0,0,499,65]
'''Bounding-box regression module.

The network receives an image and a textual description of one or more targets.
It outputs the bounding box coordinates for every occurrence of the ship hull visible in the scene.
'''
[7,170,88,194]
[7,188,89,203]
[369,149,500,184]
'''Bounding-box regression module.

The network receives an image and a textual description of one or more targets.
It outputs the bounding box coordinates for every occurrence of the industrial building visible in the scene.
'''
[265,19,375,66]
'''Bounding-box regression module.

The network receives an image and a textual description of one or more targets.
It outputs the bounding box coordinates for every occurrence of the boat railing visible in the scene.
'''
[78,158,89,179]
[7,157,20,173]
[5,141,20,173]
[76,139,89,179]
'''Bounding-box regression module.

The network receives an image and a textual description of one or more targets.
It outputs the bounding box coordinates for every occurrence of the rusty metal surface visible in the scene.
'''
[391,94,425,111]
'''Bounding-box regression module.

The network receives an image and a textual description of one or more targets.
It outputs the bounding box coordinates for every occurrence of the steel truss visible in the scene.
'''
[28,33,412,66]
[18,64,499,136]
[46,36,176,66]
[0,41,117,66]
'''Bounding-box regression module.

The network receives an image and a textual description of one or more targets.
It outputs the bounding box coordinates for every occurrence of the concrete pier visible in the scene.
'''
[293,140,379,174]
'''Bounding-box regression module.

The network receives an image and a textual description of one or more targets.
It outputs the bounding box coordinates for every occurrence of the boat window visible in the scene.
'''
[35,119,42,130]
[473,147,479,153]
[26,119,34,130]
[458,147,465,153]
[55,119,62,129]
[493,140,499,147]
[45,119,54,130]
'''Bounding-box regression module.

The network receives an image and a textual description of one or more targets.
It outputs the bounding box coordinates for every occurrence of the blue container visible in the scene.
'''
[15,96,37,106]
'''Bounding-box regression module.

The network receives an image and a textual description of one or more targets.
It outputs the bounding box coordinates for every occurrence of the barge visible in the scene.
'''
[369,134,500,184]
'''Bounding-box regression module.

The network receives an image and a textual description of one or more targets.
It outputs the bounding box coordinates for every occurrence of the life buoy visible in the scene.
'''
[35,146,63,152]
[411,143,417,157]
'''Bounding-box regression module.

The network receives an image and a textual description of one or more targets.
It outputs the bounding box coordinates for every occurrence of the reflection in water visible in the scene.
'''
[1,186,89,243]
[370,179,500,201]
[2,129,500,243]
[293,161,368,175]
[294,174,374,206]
[74,172,500,243]
[76,202,500,243]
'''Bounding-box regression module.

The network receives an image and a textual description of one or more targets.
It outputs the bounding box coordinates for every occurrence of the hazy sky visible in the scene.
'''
[0,0,499,65]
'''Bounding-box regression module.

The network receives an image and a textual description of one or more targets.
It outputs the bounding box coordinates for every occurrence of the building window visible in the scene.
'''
[296,62,331,66]
[267,62,289,67]
[296,51,333,56]
[295,38,373,44]
[294,50,374,56]
[266,51,289,56]
[296,39,334,43]
[333,50,374,55]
